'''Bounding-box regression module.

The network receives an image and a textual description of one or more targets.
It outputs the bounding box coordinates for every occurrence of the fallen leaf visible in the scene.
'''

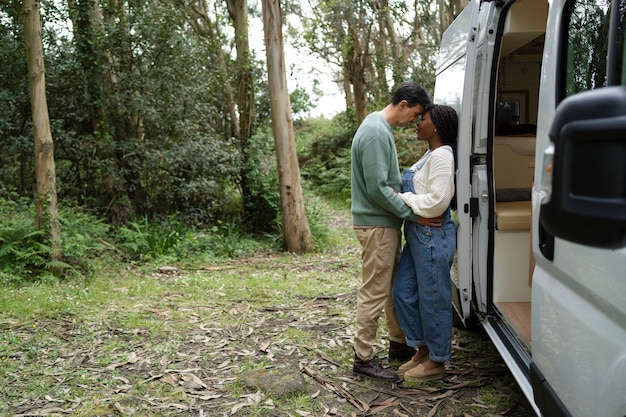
[181,373,207,390]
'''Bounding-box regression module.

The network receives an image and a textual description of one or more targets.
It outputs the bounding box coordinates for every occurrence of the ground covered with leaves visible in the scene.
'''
[0,211,535,417]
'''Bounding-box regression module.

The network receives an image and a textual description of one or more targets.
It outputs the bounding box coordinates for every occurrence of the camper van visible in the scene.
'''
[434,0,626,415]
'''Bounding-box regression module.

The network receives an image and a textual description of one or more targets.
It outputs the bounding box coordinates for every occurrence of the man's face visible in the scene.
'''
[398,101,426,127]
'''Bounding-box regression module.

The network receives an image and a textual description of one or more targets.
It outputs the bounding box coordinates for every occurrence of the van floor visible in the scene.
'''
[495,302,531,349]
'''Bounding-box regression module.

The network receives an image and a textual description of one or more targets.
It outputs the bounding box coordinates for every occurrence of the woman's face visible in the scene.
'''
[416,110,436,141]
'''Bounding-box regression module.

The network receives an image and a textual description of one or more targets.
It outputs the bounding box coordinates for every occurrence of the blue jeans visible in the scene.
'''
[392,215,456,363]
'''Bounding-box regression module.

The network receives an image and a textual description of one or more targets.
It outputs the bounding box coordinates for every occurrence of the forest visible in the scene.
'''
[0,0,466,281]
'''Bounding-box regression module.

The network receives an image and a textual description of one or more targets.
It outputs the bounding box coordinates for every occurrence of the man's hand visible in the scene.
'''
[417,215,444,227]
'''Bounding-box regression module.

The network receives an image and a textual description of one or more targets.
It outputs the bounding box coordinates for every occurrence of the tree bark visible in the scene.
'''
[226,0,254,142]
[23,0,62,262]
[345,3,369,125]
[262,0,313,253]
[227,0,272,231]
[186,0,240,140]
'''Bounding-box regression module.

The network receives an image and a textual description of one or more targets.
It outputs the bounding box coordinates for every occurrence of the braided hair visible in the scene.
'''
[427,104,459,150]
[427,104,459,209]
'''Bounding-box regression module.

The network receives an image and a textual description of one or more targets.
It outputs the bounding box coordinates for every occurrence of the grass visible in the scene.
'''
[0,199,535,417]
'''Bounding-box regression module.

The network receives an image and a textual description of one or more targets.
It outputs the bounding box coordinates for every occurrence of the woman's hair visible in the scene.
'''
[427,104,459,149]
[391,82,433,109]
[428,104,459,210]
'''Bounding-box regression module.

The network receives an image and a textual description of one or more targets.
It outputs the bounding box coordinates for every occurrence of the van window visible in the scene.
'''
[565,0,611,95]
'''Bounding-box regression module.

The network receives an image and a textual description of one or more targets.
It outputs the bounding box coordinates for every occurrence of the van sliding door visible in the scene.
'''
[434,0,484,323]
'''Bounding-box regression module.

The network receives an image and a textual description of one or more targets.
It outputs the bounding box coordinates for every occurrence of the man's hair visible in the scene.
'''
[390,82,433,108]
[428,104,459,149]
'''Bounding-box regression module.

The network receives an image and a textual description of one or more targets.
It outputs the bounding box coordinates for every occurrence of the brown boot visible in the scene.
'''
[353,355,400,381]
[388,340,415,362]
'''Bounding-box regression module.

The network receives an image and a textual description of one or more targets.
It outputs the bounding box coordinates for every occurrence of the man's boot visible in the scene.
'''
[353,354,400,381]
[388,340,415,362]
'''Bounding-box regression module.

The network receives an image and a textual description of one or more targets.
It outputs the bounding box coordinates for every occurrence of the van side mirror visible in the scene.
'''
[540,86,626,249]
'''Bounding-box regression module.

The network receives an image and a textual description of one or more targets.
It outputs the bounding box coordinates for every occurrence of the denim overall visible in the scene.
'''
[392,150,457,363]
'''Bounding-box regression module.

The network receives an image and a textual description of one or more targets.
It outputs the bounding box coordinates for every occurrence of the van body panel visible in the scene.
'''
[435,0,626,414]
[531,1,626,414]
[532,257,626,416]
[436,2,475,75]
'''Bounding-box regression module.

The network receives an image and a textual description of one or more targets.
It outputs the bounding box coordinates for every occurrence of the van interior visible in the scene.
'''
[491,0,547,350]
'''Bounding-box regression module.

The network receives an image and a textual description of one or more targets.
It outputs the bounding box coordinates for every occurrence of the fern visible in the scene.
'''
[0,198,111,282]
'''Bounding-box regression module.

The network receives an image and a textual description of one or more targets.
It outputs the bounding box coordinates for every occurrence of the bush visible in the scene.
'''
[0,194,110,284]
[296,116,354,206]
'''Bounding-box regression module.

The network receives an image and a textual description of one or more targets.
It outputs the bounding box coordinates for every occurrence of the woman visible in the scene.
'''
[392,104,458,382]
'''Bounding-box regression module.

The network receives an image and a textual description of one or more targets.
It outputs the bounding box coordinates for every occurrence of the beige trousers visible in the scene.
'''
[353,227,406,361]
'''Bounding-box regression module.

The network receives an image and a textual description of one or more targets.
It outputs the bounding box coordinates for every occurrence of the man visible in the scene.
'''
[351,82,440,380]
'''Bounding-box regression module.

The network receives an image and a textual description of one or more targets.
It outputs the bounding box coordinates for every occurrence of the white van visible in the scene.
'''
[434,0,626,415]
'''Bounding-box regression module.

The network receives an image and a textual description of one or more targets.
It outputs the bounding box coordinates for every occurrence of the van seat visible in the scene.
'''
[496,201,531,231]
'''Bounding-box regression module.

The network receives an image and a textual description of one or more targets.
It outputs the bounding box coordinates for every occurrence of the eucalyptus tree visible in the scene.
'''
[22,0,62,264]
[182,0,238,137]
[438,0,466,34]
[262,0,313,253]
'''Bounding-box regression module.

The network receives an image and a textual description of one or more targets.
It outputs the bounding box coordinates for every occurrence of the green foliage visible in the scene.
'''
[0,0,269,229]
[302,198,332,249]
[296,116,355,206]
[0,194,109,284]
[116,215,185,261]
[209,219,255,258]
[395,129,429,168]
[290,86,316,120]
[240,127,281,233]
[0,0,442,252]
[114,214,265,262]
[302,149,352,205]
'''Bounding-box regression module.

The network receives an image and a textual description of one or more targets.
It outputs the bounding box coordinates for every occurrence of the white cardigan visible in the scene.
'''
[400,146,455,218]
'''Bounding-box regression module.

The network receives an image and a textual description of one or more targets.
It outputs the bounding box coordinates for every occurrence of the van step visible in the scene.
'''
[495,302,531,349]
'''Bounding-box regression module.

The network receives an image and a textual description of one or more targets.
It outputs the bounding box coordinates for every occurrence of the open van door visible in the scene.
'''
[533,87,626,417]
[434,0,506,323]
[531,0,626,414]
[433,1,483,324]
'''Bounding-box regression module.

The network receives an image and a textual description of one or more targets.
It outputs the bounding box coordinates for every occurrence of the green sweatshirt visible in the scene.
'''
[351,112,419,227]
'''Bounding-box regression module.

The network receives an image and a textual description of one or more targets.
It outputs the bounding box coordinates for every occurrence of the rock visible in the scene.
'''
[240,367,307,398]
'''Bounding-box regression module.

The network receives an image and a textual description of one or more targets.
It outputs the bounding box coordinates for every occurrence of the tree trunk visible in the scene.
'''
[226,0,254,142]
[261,0,313,254]
[344,2,369,125]
[23,0,62,262]
[226,0,275,231]
[186,0,240,140]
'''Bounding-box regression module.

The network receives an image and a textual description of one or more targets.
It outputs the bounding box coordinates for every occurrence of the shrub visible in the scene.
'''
[0,194,111,284]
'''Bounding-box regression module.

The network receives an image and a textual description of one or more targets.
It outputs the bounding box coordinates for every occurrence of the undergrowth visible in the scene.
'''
[0,186,334,284]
